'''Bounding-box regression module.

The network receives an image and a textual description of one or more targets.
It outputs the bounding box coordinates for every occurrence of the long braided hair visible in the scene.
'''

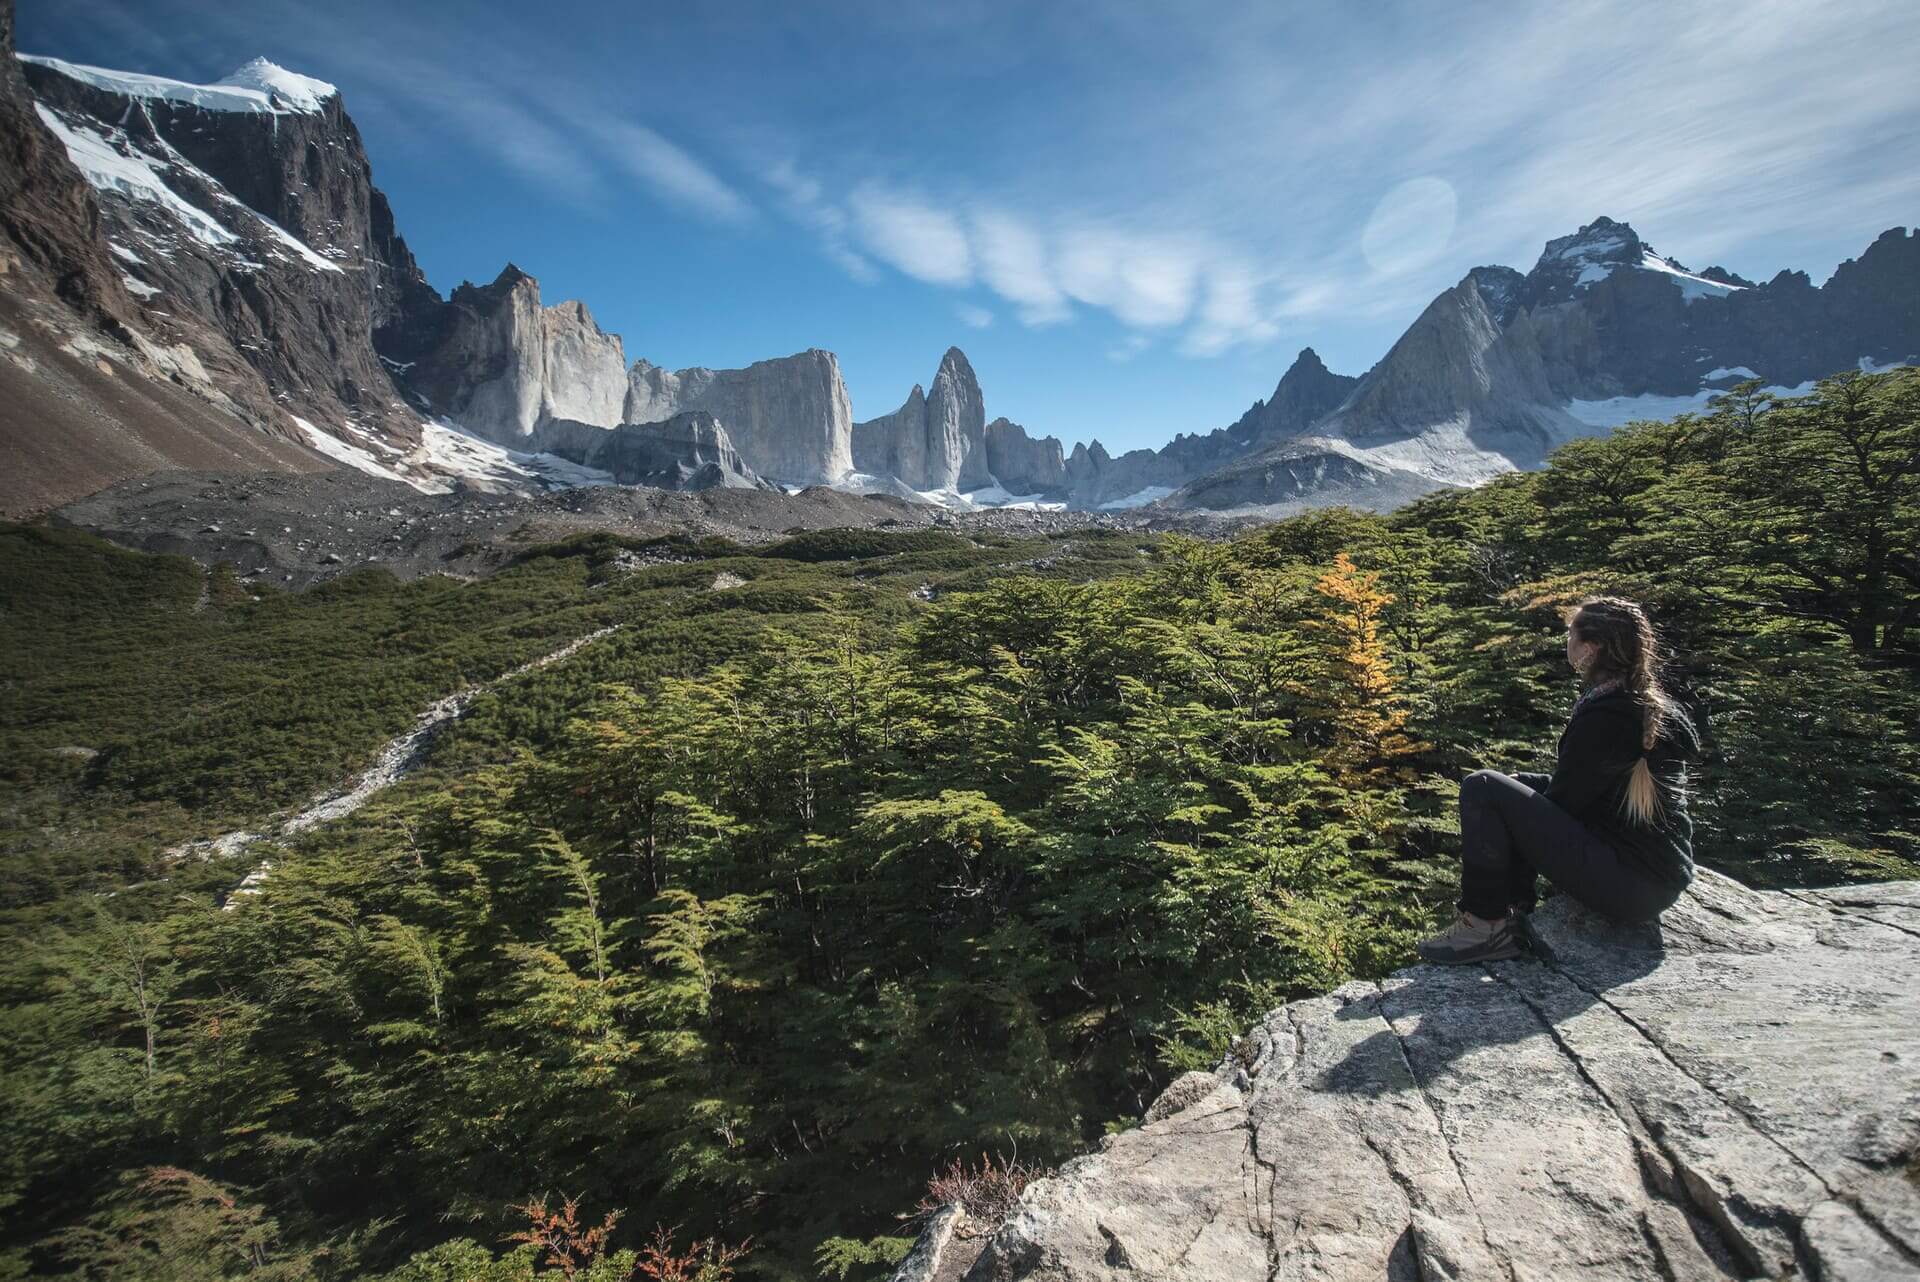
[1569,597,1686,825]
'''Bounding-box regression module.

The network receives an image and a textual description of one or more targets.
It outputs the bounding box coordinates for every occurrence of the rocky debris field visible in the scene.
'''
[46,470,1254,588]
[898,871,1920,1282]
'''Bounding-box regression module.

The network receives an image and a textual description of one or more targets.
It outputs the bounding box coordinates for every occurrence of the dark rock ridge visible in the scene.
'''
[896,869,1920,1281]
[529,411,775,491]
[852,346,990,492]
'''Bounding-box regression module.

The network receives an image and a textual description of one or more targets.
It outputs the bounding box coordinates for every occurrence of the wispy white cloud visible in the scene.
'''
[955,302,994,329]
[969,209,1070,325]
[1182,264,1278,356]
[581,121,756,227]
[750,0,1920,359]
[1054,227,1200,330]
[1106,333,1151,363]
[764,160,878,280]
[846,185,973,286]
[778,177,1276,352]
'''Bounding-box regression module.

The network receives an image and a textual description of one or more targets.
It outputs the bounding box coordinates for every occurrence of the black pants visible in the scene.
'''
[1457,770,1679,923]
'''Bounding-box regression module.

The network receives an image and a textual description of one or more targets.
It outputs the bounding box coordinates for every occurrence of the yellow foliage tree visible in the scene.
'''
[1308,553,1426,784]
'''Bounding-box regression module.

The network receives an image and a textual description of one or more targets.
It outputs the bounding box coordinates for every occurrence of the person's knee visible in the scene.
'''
[1461,769,1505,799]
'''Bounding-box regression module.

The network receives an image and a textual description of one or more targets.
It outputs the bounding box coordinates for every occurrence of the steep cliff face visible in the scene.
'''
[898,871,1920,1282]
[398,265,630,443]
[984,417,1066,495]
[19,53,430,446]
[626,348,855,486]
[0,7,133,326]
[1,25,434,515]
[853,347,990,492]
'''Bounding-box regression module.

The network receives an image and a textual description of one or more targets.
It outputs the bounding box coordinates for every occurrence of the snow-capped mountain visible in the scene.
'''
[1519,215,1752,308]
[1160,218,1918,515]
[1,20,1914,521]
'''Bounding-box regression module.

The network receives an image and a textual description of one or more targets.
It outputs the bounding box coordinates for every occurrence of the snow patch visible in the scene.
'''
[210,191,342,272]
[1858,355,1913,374]
[1097,485,1177,510]
[120,273,160,298]
[213,57,337,112]
[909,480,1069,512]
[1637,251,1743,302]
[34,104,238,249]
[37,103,341,273]
[291,414,415,486]
[20,54,335,114]
[413,419,618,491]
[1703,366,1759,380]
[1555,233,1630,262]
[108,241,146,265]
[959,480,1067,511]
[1567,380,1818,429]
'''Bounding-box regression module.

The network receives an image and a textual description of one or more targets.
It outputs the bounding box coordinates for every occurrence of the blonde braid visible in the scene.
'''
[1570,597,1671,824]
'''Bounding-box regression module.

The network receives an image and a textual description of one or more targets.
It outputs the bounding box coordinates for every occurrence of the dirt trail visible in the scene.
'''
[163,625,623,907]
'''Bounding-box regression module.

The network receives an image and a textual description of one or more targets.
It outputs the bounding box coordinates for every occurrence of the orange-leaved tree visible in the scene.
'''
[1306,553,1426,785]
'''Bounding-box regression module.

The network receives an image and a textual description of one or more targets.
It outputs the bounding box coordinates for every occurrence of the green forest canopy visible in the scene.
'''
[1,368,1915,1280]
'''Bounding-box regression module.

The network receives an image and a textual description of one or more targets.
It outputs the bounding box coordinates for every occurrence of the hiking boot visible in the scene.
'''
[1507,906,1535,952]
[1417,910,1521,965]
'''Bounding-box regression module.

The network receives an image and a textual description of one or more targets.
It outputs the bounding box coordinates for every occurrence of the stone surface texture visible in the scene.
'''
[853,347,991,492]
[898,870,1920,1281]
[404,265,630,443]
[627,348,854,485]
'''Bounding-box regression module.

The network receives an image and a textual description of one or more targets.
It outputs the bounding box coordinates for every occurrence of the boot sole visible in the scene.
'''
[1417,937,1523,965]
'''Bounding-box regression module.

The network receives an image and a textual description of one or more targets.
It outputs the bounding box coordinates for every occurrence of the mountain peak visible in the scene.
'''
[215,58,337,111]
[1537,216,1646,274]
[20,52,336,115]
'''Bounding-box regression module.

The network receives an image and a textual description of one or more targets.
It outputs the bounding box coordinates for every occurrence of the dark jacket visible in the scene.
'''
[1521,687,1701,889]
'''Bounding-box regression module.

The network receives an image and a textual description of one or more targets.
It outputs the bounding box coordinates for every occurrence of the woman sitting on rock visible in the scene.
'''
[1418,596,1701,964]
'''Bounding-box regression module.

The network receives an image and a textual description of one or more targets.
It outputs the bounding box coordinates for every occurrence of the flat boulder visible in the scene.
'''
[900,869,1920,1281]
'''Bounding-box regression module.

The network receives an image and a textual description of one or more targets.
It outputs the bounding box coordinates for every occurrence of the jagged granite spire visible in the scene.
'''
[852,346,989,491]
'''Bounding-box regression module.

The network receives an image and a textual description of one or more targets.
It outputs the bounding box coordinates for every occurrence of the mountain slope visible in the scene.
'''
[0,3,332,516]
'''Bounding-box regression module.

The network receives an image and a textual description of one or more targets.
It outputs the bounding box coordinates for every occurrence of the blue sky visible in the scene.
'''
[20,0,1920,452]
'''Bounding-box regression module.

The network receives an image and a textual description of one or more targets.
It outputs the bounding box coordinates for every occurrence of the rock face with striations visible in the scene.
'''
[985,416,1066,496]
[897,869,1920,1281]
[626,348,854,486]
[397,264,630,442]
[3,29,444,514]
[853,347,991,492]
